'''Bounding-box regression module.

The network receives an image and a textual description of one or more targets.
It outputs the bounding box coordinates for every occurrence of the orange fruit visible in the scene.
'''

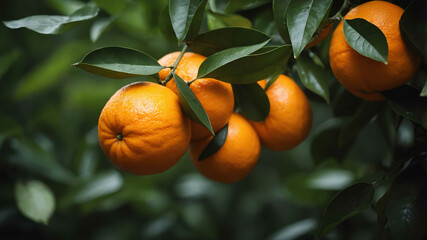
[306,21,333,49]
[250,74,312,151]
[98,82,191,175]
[190,113,260,183]
[329,1,421,101]
[158,52,234,140]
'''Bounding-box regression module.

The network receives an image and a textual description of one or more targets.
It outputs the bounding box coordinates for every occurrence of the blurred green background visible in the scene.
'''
[0,0,404,239]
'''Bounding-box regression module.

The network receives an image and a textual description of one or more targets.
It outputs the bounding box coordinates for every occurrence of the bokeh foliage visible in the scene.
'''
[0,0,426,239]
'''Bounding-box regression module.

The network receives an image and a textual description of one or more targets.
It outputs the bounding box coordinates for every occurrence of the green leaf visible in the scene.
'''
[273,0,291,43]
[169,0,208,44]
[3,4,99,34]
[421,81,427,97]
[198,40,270,79]
[188,27,271,56]
[399,0,427,61]
[382,85,427,129]
[73,170,123,204]
[225,0,270,12]
[295,53,331,103]
[311,118,353,164]
[376,190,391,240]
[90,17,114,42]
[338,101,385,147]
[94,0,127,15]
[233,83,270,122]
[197,45,292,84]
[269,218,317,240]
[286,0,333,58]
[265,68,283,90]
[199,124,228,161]
[317,183,375,237]
[173,73,214,135]
[15,180,55,225]
[343,18,389,64]
[160,5,177,42]
[74,47,163,79]
[207,12,252,30]
[385,161,427,240]
[45,0,85,15]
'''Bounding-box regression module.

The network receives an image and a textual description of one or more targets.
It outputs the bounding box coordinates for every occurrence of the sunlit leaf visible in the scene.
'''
[286,0,333,58]
[15,180,55,225]
[317,183,375,237]
[343,19,388,63]
[169,0,208,44]
[74,47,163,79]
[3,4,99,34]
[174,73,214,135]
[207,12,251,30]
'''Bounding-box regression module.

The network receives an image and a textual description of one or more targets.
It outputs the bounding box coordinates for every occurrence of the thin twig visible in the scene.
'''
[161,45,188,85]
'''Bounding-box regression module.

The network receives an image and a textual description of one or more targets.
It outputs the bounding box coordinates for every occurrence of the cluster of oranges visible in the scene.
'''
[97,1,420,184]
[97,51,312,183]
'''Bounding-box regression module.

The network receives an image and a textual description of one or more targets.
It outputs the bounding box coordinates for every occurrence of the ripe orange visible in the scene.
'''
[306,21,333,49]
[158,52,234,140]
[98,82,191,175]
[329,1,421,101]
[250,74,312,151]
[190,113,260,183]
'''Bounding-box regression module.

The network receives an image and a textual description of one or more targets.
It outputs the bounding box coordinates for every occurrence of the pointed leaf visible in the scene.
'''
[399,0,427,61]
[421,81,427,97]
[15,180,55,225]
[174,73,214,135]
[198,45,292,84]
[265,68,283,90]
[3,4,99,34]
[343,18,388,63]
[273,0,291,43]
[233,83,270,122]
[188,27,271,56]
[74,47,163,79]
[199,124,228,161]
[198,40,270,78]
[317,183,375,237]
[295,53,331,103]
[287,0,333,58]
[169,0,208,44]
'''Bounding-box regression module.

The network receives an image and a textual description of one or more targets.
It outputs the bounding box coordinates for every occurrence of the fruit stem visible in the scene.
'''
[330,0,349,20]
[161,44,188,85]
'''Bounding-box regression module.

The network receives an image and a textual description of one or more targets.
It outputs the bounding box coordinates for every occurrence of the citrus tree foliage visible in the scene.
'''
[0,0,426,239]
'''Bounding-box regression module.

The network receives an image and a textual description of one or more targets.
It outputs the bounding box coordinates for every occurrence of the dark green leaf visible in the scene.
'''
[265,68,283,90]
[206,12,252,30]
[169,0,208,44]
[94,0,127,15]
[45,0,85,15]
[386,161,427,240]
[225,0,270,12]
[311,118,353,164]
[188,27,271,56]
[286,0,333,58]
[198,40,270,79]
[421,81,427,97]
[399,0,427,61]
[295,53,331,103]
[269,218,317,240]
[343,19,389,64]
[3,4,99,34]
[0,49,22,79]
[382,85,427,129]
[74,47,163,79]
[90,17,114,42]
[233,83,270,122]
[15,180,55,225]
[317,183,375,237]
[339,101,385,147]
[174,73,214,135]
[198,45,292,84]
[332,87,363,117]
[273,0,291,43]
[199,124,228,161]
[160,5,177,42]
[376,190,391,240]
